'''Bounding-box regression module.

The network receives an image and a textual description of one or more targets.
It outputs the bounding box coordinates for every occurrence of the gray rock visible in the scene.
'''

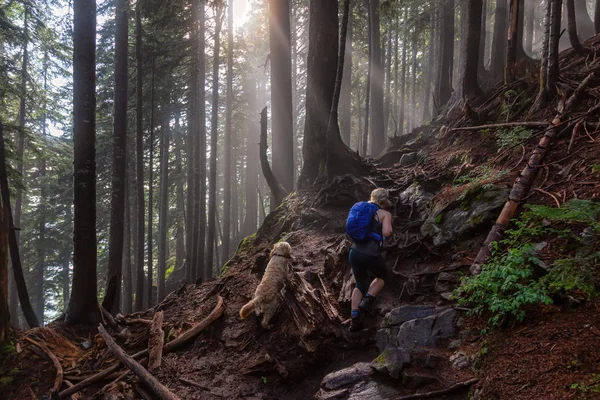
[450,351,471,369]
[396,316,436,350]
[421,185,510,247]
[399,152,418,167]
[439,292,454,301]
[382,305,438,327]
[402,369,438,389]
[371,348,411,379]
[321,363,373,390]
[429,309,459,347]
[347,381,399,400]
[448,339,462,350]
[424,353,445,370]
[399,182,434,221]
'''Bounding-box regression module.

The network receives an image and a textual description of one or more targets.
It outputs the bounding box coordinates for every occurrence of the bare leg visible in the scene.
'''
[351,288,363,311]
[367,278,385,297]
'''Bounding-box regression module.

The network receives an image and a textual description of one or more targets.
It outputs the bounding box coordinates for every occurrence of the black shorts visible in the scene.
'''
[349,248,388,295]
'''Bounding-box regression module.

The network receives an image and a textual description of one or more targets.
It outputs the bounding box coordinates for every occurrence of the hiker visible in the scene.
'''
[345,188,393,332]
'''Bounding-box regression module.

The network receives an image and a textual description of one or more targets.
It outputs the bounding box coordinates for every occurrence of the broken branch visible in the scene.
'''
[148,311,164,372]
[58,296,224,399]
[451,121,548,132]
[98,324,180,400]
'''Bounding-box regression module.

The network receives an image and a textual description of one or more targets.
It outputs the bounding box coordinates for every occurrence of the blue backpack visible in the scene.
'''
[346,202,382,243]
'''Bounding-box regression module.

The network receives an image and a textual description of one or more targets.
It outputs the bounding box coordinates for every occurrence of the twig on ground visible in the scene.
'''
[534,188,562,208]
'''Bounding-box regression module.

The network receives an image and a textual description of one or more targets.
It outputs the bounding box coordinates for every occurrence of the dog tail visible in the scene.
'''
[239,299,256,320]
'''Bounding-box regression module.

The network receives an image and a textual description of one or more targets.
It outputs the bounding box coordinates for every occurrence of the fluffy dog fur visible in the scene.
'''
[239,242,292,329]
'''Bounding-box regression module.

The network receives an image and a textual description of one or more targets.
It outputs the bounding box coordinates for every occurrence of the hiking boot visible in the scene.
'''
[359,295,375,313]
[349,316,363,332]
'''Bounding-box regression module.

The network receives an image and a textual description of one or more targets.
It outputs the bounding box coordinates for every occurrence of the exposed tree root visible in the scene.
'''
[393,378,479,400]
[24,336,63,394]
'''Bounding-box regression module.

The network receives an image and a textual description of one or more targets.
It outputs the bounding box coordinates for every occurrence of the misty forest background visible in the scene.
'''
[1,0,598,328]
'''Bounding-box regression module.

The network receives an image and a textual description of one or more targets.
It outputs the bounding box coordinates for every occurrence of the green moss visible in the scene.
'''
[165,265,174,279]
[239,233,257,253]
[435,214,444,225]
[0,376,13,387]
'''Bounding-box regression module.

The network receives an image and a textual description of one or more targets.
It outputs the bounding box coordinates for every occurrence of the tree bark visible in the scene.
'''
[409,5,417,131]
[339,7,353,146]
[0,205,9,342]
[187,1,198,284]
[135,2,145,311]
[574,0,595,40]
[206,5,223,278]
[174,114,185,275]
[524,0,534,54]
[269,0,295,193]
[194,1,207,281]
[122,179,132,314]
[103,0,129,314]
[146,61,156,309]
[491,0,508,82]
[147,311,164,372]
[369,0,385,156]
[462,0,483,100]
[393,14,399,132]
[242,78,259,237]
[533,0,552,111]
[384,29,392,136]
[596,0,600,35]
[222,0,234,264]
[260,108,288,206]
[566,0,584,53]
[505,0,520,84]
[547,0,562,98]
[67,0,99,326]
[158,100,170,303]
[361,0,371,156]
[422,1,435,121]
[437,0,454,110]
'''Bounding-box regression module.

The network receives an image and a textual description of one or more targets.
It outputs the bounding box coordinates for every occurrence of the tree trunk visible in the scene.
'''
[462,0,483,100]
[574,0,595,40]
[566,0,584,53]
[146,61,156,309]
[206,5,223,278]
[505,0,519,84]
[222,0,234,264]
[66,0,99,326]
[242,78,259,237]
[103,0,128,314]
[524,0,534,54]
[0,206,8,341]
[422,1,435,121]
[409,6,417,131]
[174,114,185,273]
[122,179,132,314]
[547,0,562,98]
[533,0,552,114]
[369,0,385,156]
[362,1,371,156]
[158,100,170,303]
[339,8,352,146]
[194,1,207,282]
[477,0,487,83]
[269,0,294,193]
[260,108,288,206]
[595,0,600,34]
[135,2,145,311]
[35,51,50,324]
[186,1,198,284]
[437,0,454,110]
[393,14,399,132]
[491,0,508,82]
[383,30,392,136]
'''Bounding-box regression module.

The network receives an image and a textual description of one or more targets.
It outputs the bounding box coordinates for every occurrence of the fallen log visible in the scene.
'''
[147,311,164,372]
[25,337,63,394]
[393,378,479,400]
[58,296,224,399]
[98,324,180,400]
[471,71,597,274]
[450,121,548,132]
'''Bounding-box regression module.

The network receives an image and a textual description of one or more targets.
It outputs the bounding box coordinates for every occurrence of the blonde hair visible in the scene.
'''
[370,188,391,208]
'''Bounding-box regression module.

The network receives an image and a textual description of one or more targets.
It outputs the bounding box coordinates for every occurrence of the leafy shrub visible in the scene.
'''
[456,200,600,331]
[496,126,532,150]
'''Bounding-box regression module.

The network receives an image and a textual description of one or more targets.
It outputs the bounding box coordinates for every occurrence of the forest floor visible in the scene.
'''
[2,37,600,400]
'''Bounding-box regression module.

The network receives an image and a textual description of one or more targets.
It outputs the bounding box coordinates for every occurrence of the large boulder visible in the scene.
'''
[347,381,400,400]
[421,185,509,247]
[371,348,411,379]
[321,362,373,391]
[399,182,434,221]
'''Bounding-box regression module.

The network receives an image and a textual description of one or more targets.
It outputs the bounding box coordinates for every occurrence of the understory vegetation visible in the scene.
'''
[456,200,600,331]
